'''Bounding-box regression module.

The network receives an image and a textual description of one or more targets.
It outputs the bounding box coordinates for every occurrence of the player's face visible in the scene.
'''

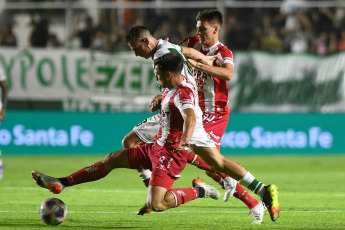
[128,39,151,59]
[196,20,217,47]
[154,66,169,88]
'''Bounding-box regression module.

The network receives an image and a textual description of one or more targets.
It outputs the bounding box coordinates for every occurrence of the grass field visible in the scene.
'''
[0,155,344,229]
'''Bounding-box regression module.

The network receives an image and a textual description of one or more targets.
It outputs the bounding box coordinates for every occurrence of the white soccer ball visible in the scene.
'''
[39,198,67,225]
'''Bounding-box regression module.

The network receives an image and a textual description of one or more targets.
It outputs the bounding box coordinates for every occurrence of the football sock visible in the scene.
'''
[239,172,264,198]
[138,169,152,188]
[208,172,259,209]
[197,187,205,198]
[142,178,150,187]
[211,174,224,188]
[65,161,109,186]
[233,183,259,209]
[169,187,200,207]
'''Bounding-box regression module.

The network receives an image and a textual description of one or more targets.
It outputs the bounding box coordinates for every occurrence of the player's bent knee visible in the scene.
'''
[121,135,131,149]
[148,201,168,212]
[122,131,143,149]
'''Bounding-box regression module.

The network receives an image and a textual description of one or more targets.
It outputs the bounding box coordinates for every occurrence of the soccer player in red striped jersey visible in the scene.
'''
[179,9,266,223]
[124,25,280,223]
[32,52,221,214]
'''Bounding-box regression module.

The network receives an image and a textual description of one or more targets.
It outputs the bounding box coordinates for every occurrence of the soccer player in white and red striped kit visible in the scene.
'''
[179,9,267,222]
[32,52,221,213]
[124,19,280,222]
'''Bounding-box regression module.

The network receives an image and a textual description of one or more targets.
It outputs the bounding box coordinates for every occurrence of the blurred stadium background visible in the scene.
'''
[0,0,344,155]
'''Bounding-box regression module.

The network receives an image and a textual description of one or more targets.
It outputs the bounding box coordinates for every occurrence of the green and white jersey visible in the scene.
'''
[154,39,196,87]
[0,67,6,111]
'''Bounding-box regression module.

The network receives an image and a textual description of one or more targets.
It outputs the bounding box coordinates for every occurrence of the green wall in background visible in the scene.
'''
[0,111,344,155]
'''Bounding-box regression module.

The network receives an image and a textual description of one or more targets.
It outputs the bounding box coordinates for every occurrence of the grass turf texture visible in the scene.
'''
[0,155,344,229]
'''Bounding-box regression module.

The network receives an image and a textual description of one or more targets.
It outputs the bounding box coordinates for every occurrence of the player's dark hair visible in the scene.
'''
[125,25,152,43]
[196,9,223,26]
[154,52,183,75]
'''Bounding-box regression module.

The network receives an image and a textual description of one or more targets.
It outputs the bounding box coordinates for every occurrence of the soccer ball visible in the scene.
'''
[39,198,67,225]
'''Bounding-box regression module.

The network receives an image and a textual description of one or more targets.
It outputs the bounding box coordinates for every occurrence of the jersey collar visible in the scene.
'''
[202,41,220,52]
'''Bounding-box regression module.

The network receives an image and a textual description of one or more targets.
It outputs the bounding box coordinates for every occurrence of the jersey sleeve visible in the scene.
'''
[217,46,234,66]
[179,36,200,47]
[174,88,195,112]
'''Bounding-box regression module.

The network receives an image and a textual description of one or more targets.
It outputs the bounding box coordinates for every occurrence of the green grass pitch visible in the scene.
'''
[0,155,344,229]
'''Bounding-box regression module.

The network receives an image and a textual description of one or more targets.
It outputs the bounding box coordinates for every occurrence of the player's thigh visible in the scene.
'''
[122,130,145,148]
[191,145,224,169]
[102,149,130,169]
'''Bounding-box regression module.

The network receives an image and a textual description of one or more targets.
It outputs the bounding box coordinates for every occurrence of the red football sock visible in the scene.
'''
[169,187,199,207]
[66,161,109,186]
[233,183,259,210]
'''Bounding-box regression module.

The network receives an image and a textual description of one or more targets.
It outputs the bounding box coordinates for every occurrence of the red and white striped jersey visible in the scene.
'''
[179,36,234,113]
[156,78,202,148]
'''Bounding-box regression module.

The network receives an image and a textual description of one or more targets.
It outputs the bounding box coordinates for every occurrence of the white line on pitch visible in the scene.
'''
[2,187,345,197]
[1,187,146,193]
[0,210,343,214]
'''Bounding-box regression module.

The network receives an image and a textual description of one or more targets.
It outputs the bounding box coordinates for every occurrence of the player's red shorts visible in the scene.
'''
[202,107,230,151]
[127,143,189,190]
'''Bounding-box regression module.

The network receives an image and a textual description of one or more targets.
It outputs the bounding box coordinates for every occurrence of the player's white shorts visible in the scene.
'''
[133,114,160,143]
[190,126,216,148]
[133,114,216,148]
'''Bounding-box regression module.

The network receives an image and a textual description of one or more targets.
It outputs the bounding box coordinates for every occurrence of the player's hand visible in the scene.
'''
[174,141,190,152]
[203,54,220,66]
[187,54,219,68]
[149,95,162,112]
[165,37,170,41]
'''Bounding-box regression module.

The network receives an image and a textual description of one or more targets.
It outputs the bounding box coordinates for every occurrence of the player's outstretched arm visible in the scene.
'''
[175,108,195,152]
[182,46,233,81]
[187,58,233,81]
[181,46,216,66]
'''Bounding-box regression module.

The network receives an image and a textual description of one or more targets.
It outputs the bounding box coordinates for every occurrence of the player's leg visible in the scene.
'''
[123,115,159,187]
[191,145,246,180]
[123,114,160,149]
[122,130,145,149]
[145,180,219,212]
[31,149,131,194]
[201,111,265,223]
[141,145,220,213]
[122,130,152,186]
[187,150,237,200]
[194,149,262,222]
[191,145,280,221]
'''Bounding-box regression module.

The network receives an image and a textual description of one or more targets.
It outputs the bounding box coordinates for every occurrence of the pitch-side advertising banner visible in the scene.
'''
[1,48,344,112]
[1,111,344,154]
